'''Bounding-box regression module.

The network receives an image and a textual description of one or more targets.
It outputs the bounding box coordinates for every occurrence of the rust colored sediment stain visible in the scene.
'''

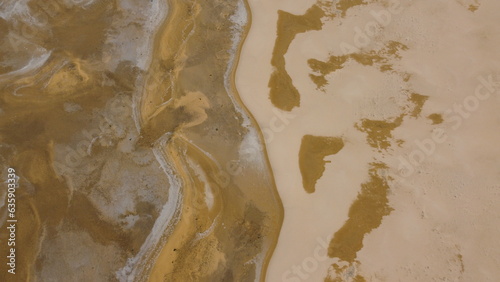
[268,4,324,111]
[299,135,344,193]
[328,163,393,262]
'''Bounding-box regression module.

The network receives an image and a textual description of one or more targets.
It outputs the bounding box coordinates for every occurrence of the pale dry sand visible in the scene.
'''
[237,0,500,281]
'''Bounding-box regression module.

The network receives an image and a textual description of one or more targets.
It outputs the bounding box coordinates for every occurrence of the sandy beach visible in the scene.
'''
[237,0,500,280]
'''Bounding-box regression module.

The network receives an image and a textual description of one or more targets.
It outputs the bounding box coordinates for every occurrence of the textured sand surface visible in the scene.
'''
[237,0,500,281]
[0,0,282,281]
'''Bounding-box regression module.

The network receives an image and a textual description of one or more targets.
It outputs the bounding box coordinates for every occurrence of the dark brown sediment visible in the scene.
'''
[299,135,344,193]
[328,163,393,262]
[409,93,429,118]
